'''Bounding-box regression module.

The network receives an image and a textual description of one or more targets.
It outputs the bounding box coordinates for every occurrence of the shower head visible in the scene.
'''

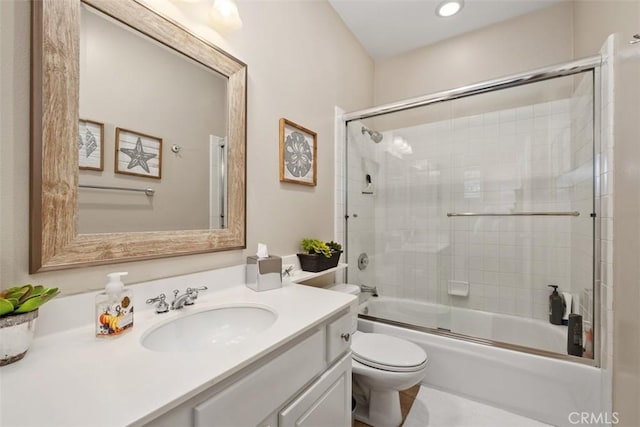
[361,126,383,143]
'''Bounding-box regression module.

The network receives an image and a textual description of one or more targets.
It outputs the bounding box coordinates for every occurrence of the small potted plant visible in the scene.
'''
[0,284,60,366]
[297,238,343,272]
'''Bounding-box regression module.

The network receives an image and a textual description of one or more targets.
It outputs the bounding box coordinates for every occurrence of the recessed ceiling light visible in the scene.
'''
[436,0,464,17]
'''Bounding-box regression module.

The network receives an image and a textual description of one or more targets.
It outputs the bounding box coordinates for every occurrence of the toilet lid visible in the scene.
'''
[352,333,427,372]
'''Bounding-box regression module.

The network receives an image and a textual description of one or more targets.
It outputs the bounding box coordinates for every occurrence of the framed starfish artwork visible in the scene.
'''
[279,118,317,186]
[115,128,163,179]
[78,119,104,171]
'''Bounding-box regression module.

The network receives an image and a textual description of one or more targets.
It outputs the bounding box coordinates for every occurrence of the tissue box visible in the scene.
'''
[246,255,282,292]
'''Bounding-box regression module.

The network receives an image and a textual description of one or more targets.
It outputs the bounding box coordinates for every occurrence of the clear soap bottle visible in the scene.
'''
[96,272,134,337]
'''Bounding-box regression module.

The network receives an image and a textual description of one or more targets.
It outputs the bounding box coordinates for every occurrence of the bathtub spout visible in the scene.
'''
[360,284,378,297]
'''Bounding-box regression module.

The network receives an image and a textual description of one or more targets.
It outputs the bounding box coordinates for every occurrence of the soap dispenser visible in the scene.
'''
[548,285,564,325]
[96,272,134,337]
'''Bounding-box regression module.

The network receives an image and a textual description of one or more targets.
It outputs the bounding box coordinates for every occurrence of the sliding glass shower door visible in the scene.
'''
[345,70,596,359]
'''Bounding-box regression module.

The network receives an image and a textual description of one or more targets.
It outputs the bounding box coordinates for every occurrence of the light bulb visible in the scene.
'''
[210,0,243,32]
[436,0,463,17]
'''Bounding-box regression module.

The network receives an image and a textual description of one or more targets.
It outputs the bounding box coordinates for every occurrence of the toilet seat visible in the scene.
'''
[352,333,427,373]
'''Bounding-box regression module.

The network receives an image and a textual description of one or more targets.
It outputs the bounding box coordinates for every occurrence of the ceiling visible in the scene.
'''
[328,0,565,59]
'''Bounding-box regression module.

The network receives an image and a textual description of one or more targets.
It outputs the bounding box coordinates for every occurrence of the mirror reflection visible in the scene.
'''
[78,4,228,233]
[31,0,245,272]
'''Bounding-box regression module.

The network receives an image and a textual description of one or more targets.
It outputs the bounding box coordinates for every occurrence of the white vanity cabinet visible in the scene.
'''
[143,311,353,427]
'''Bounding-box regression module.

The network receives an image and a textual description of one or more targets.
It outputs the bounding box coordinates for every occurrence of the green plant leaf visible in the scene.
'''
[300,238,332,258]
[0,285,25,299]
[17,285,34,303]
[30,285,45,298]
[14,296,47,313]
[0,299,14,316]
[0,286,59,316]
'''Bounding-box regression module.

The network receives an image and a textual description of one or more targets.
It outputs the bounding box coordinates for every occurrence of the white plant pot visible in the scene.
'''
[0,309,38,366]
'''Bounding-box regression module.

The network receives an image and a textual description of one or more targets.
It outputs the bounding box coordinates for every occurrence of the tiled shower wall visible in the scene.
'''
[599,35,615,416]
[343,74,595,324]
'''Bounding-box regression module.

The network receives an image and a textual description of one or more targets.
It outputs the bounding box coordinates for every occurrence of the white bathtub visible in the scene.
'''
[360,296,567,354]
[357,298,604,427]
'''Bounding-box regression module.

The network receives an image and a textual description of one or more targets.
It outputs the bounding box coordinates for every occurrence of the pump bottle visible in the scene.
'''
[96,272,134,337]
[548,284,564,325]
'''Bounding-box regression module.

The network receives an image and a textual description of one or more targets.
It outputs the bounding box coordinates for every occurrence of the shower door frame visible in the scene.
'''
[343,55,603,367]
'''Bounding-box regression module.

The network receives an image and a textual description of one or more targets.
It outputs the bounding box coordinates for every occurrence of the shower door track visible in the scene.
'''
[343,55,602,121]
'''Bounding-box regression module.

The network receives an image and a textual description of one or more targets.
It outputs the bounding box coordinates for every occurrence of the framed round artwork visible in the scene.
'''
[279,118,317,186]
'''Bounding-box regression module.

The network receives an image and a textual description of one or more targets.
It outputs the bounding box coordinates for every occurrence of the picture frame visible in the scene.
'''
[115,127,163,179]
[279,118,317,186]
[78,119,104,171]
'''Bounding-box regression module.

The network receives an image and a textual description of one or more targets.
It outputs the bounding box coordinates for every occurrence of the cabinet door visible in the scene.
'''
[193,329,325,427]
[326,313,353,364]
[279,353,352,427]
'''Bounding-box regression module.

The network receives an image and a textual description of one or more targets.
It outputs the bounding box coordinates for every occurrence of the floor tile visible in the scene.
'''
[403,386,551,427]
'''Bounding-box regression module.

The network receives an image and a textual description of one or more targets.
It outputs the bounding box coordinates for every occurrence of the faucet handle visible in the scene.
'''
[186,286,208,302]
[146,293,169,314]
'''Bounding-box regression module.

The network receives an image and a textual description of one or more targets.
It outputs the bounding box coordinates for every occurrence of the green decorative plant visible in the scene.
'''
[0,284,60,318]
[327,241,342,252]
[300,238,342,258]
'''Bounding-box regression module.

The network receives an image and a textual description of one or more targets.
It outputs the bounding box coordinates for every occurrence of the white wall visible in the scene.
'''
[373,2,575,105]
[571,3,640,424]
[0,0,373,295]
[611,30,640,427]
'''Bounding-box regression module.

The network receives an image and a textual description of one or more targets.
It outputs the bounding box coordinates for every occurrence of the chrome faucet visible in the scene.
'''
[360,284,378,297]
[171,286,208,310]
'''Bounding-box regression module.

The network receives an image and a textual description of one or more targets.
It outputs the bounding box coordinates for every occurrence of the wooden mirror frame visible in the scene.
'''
[30,0,247,273]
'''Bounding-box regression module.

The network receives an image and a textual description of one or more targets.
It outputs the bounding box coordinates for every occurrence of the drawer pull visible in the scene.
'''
[340,333,350,342]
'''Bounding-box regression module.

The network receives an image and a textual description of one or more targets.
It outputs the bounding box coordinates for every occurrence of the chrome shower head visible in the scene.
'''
[361,126,383,143]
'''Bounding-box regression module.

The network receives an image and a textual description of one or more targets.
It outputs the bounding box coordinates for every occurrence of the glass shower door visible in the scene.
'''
[346,70,596,359]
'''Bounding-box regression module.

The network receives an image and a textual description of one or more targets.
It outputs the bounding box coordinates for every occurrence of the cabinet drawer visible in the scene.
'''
[193,329,325,427]
[279,353,352,427]
[326,313,352,363]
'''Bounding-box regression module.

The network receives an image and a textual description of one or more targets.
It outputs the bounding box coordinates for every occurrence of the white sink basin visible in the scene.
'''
[141,305,278,352]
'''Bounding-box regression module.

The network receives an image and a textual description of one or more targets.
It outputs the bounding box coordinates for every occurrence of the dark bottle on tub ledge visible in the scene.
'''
[567,313,584,357]
[548,285,565,325]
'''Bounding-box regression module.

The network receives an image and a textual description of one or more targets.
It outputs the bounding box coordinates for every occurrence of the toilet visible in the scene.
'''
[328,284,428,427]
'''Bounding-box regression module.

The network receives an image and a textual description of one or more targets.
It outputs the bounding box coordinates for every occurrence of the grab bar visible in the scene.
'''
[79,184,155,196]
[447,211,580,217]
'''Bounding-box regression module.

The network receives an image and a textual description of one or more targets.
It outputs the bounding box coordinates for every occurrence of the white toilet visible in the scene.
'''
[328,284,428,427]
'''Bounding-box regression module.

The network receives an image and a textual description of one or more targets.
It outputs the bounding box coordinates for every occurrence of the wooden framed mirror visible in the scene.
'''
[30,0,247,272]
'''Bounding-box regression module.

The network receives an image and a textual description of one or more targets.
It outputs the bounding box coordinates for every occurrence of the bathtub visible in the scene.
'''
[358,297,603,427]
[360,296,567,354]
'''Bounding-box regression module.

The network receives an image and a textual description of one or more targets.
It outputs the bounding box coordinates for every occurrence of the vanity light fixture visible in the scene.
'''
[436,0,464,17]
[210,0,243,32]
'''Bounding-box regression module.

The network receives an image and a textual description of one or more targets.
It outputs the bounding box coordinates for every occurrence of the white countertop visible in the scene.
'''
[0,281,354,427]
